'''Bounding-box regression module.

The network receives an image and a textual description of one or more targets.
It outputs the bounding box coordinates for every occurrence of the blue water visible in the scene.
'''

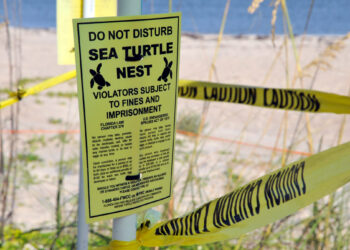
[0,0,349,34]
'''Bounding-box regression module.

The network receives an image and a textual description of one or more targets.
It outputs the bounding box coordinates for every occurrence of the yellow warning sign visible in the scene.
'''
[73,13,181,223]
[57,0,117,65]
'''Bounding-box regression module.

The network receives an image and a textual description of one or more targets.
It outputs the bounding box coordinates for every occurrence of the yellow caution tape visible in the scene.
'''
[134,142,350,247]
[178,80,350,114]
[0,70,76,109]
[94,142,350,248]
[1,72,350,115]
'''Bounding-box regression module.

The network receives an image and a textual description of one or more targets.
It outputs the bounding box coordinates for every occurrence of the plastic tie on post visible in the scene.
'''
[93,220,152,250]
[8,88,26,101]
[125,173,141,181]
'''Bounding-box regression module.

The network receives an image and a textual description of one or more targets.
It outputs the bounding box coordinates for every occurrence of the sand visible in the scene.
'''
[0,27,350,229]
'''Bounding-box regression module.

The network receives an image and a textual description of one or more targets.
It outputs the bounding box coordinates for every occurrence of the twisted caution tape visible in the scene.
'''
[179,80,350,114]
[135,142,350,246]
[0,70,76,109]
[94,142,350,248]
[1,71,350,115]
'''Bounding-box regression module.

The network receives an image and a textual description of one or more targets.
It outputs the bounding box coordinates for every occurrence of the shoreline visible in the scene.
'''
[5,26,349,37]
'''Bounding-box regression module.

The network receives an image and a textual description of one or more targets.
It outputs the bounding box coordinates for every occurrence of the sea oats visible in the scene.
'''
[271,0,281,45]
[248,0,265,14]
[304,33,350,72]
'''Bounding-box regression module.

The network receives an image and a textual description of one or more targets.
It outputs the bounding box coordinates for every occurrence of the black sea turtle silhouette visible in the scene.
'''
[90,63,110,90]
[158,57,173,82]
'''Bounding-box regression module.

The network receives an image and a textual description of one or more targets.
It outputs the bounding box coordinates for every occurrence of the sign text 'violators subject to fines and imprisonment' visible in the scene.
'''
[73,13,181,223]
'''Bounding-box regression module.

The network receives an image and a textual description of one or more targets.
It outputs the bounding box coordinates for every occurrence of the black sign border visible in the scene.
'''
[76,15,180,219]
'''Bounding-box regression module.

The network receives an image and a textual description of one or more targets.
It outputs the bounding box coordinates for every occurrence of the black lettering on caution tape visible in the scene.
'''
[178,85,321,112]
[155,179,262,236]
[264,161,306,209]
[154,161,307,237]
[264,89,320,112]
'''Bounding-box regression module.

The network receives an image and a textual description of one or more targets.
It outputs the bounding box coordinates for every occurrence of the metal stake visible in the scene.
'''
[112,0,141,241]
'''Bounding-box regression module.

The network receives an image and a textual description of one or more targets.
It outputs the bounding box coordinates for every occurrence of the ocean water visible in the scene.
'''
[0,0,349,35]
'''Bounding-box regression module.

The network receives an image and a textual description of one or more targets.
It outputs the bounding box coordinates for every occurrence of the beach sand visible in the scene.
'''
[0,28,350,229]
